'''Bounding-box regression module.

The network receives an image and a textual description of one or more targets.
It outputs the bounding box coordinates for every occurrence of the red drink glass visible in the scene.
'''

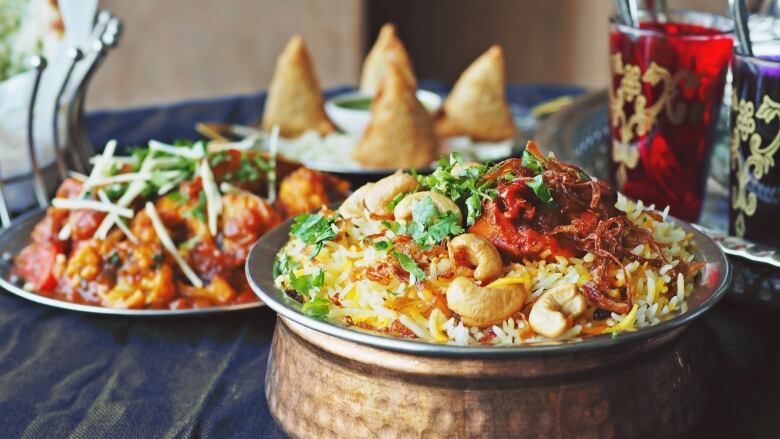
[608,10,733,222]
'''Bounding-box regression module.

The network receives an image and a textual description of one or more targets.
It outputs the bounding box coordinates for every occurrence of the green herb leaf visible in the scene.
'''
[522,149,544,173]
[302,296,330,318]
[224,151,265,183]
[525,174,554,206]
[104,183,126,200]
[208,151,231,167]
[168,191,188,205]
[387,192,407,210]
[372,239,393,252]
[289,269,324,296]
[381,220,400,234]
[191,192,208,222]
[392,252,427,283]
[291,213,338,258]
[416,153,497,226]
[273,252,298,278]
[397,195,464,248]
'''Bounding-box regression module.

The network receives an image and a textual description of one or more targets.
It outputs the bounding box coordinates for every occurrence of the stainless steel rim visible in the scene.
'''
[0,208,264,316]
[246,214,731,358]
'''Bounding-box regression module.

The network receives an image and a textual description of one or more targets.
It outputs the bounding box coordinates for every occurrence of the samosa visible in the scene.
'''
[353,64,437,169]
[261,35,335,137]
[359,23,416,95]
[435,45,516,141]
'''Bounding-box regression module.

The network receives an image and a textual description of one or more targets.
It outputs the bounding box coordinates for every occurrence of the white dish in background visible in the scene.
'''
[325,89,442,136]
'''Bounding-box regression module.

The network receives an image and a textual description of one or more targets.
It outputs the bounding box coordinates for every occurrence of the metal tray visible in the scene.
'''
[0,209,263,316]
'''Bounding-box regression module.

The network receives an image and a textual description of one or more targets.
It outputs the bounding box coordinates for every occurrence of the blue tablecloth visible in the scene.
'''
[1,83,777,438]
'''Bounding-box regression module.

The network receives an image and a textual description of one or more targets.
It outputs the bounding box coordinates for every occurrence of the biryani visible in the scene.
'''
[12,137,349,309]
[273,141,703,345]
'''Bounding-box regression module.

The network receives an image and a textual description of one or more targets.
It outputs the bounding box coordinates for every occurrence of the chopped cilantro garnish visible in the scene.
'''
[417,153,497,226]
[392,252,427,283]
[397,195,464,248]
[372,239,393,252]
[191,192,207,222]
[302,296,330,318]
[129,147,149,171]
[273,252,298,278]
[521,149,544,173]
[526,174,554,206]
[224,151,264,182]
[289,269,324,296]
[254,156,272,172]
[381,220,400,234]
[387,192,407,210]
[291,213,338,258]
[104,183,125,200]
[208,151,231,167]
[168,191,188,204]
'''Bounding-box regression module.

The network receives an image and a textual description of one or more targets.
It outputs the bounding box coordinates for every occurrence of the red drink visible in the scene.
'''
[608,11,733,222]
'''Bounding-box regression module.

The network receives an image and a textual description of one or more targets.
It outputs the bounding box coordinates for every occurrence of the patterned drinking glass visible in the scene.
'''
[730,40,780,246]
[608,10,733,222]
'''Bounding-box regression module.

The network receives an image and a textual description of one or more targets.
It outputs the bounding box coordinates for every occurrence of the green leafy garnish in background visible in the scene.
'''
[291,213,339,258]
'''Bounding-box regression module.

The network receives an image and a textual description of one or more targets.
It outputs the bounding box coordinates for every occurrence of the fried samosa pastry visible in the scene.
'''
[261,35,335,138]
[353,65,437,169]
[435,45,516,141]
[359,23,417,95]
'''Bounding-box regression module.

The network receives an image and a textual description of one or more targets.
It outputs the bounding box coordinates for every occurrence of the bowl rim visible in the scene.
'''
[325,89,443,111]
[246,212,731,358]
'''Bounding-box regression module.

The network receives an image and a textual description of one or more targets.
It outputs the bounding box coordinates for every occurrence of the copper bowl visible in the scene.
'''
[247,217,730,438]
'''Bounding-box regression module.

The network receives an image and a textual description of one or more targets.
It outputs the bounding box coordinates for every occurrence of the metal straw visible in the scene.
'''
[26,56,50,208]
[730,0,754,56]
[614,0,640,27]
[52,48,84,177]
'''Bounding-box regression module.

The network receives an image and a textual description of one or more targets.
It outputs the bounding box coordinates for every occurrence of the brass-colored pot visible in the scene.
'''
[266,316,707,438]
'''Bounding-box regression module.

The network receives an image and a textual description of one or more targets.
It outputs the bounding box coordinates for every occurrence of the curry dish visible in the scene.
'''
[13,139,348,309]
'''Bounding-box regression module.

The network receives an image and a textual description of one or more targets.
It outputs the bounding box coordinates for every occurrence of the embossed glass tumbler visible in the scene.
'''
[608,11,733,222]
[730,42,780,246]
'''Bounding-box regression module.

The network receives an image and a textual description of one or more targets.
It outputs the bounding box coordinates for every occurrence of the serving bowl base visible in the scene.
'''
[266,317,707,438]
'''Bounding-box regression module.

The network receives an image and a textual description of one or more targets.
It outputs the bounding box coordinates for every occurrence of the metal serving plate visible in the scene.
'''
[0,209,263,316]
[246,215,731,357]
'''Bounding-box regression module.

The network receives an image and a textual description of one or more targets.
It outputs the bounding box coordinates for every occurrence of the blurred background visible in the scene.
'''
[91,0,727,109]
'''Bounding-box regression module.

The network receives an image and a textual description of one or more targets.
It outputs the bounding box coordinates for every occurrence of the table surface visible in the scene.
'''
[2,83,779,438]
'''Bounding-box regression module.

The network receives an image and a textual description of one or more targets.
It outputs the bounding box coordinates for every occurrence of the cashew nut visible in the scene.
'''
[529,283,587,338]
[338,183,375,218]
[446,276,528,328]
[393,191,462,224]
[449,233,502,283]
[363,172,420,215]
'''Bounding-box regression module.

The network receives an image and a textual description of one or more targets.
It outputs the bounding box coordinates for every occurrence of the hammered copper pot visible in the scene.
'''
[247,214,731,439]
[266,318,708,438]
